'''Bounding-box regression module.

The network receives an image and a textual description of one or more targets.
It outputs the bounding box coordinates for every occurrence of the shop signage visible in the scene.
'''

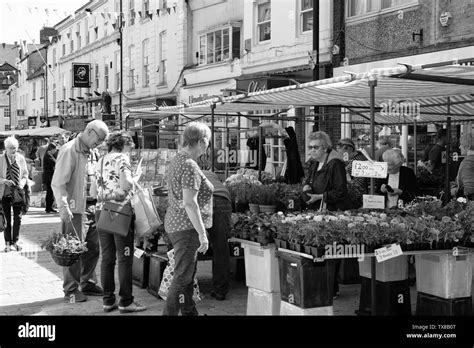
[236,78,293,95]
[17,109,25,116]
[374,244,403,263]
[362,195,385,210]
[28,117,37,126]
[352,160,387,178]
[72,63,91,88]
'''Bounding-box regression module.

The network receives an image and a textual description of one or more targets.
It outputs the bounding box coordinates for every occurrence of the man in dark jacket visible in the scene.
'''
[42,142,58,213]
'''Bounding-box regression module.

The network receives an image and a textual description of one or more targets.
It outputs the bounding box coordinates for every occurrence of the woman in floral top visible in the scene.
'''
[90,130,146,314]
[163,122,213,316]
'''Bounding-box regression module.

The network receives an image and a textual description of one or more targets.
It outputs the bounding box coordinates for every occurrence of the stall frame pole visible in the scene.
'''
[369,78,377,316]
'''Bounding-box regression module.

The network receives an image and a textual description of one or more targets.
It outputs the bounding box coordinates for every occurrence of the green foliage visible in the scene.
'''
[41,232,88,254]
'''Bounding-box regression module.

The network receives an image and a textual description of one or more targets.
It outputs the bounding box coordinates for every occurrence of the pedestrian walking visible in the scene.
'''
[0,136,29,252]
[91,130,146,313]
[43,142,59,213]
[52,120,109,303]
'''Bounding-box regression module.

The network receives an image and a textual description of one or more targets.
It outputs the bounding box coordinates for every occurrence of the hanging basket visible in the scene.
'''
[50,250,83,267]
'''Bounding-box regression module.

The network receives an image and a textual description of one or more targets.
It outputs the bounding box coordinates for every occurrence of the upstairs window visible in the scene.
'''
[301,0,313,33]
[32,82,36,100]
[143,0,149,18]
[40,79,44,98]
[257,0,271,42]
[158,31,167,85]
[198,27,240,66]
[129,0,136,25]
[142,39,149,86]
[347,0,416,18]
[104,62,109,90]
[95,63,100,90]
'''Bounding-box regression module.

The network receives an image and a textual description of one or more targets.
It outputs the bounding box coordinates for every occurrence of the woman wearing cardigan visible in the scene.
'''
[0,137,29,252]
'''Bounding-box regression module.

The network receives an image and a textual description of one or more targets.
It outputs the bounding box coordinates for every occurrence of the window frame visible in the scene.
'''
[104,61,109,91]
[142,39,150,87]
[128,44,135,91]
[32,81,36,100]
[346,0,418,21]
[158,31,167,85]
[256,0,271,43]
[198,27,233,66]
[95,63,100,90]
[300,0,313,34]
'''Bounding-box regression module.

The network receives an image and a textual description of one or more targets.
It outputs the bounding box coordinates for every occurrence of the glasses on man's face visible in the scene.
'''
[91,129,106,143]
[308,144,324,151]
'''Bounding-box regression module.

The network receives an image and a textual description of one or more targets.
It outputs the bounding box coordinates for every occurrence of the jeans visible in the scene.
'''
[97,210,135,307]
[207,197,231,296]
[2,196,22,244]
[62,204,100,295]
[44,182,55,211]
[162,229,200,316]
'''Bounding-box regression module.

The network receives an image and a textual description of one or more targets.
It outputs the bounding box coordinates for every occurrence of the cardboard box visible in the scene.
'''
[359,255,408,282]
[242,243,280,293]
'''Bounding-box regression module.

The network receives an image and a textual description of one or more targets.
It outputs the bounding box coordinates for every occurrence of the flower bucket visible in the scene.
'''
[259,205,277,214]
[51,250,82,267]
[249,203,260,214]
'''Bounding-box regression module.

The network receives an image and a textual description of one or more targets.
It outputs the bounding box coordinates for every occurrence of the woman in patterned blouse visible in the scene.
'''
[163,122,214,316]
[91,130,146,314]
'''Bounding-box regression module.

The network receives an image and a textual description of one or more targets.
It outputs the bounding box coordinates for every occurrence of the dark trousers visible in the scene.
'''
[97,210,135,307]
[44,182,55,211]
[2,196,22,244]
[163,229,200,316]
[207,196,231,296]
[62,204,100,295]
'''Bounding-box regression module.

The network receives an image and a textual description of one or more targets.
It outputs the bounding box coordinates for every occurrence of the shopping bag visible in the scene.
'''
[158,249,201,302]
[97,201,133,237]
[131,183,162,239]
[0,209,6,232]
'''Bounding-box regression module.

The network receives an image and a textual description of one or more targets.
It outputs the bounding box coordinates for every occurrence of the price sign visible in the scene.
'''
[363,195,385,209]
[374,244,403,263]
[352,160,388,178]
[134,248,145,259]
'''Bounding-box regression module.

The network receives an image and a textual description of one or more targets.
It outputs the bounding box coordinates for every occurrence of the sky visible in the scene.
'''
[0,0,88,44]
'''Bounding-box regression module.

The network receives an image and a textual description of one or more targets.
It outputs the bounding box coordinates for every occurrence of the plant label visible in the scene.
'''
[352,160,388,178]
[134,248,145,259]
[374,243,403,263]
[363,195,385,209]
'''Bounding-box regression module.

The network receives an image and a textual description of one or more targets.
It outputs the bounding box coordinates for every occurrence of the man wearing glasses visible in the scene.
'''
[52,120,109,303]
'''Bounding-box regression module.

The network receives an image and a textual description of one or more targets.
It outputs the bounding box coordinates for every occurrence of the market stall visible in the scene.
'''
[128,60,474,315]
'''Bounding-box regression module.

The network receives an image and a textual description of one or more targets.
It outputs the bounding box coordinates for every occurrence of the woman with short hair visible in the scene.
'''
[91,130,146,313]
[377,148,418,208]
[163,121,213,316]
[0,136,29,252]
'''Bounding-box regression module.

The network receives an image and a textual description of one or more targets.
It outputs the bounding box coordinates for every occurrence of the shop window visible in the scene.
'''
[300,0,313,33]
[198,26,240,66]
[347,0,417,19]
[257,0,271,42]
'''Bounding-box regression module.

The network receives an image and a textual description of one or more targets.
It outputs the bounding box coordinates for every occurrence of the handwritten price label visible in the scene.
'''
[374,244,403,263]
[352,160,388,178]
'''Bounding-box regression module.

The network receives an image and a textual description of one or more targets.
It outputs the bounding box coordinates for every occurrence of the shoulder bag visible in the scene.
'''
[96,155,133,237]
[5,154,25,207]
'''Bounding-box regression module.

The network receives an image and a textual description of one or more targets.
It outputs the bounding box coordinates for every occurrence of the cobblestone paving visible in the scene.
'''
[1,207,472,316]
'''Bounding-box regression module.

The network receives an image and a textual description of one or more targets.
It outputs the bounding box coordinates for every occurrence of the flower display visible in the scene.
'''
[41,232,88,254]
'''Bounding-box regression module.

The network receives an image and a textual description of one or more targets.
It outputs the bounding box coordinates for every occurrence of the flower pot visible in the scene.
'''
[274,239,282,248]
[259,205,277,214]
[235,202,249,213]
[294,243,304,253]
[303,245,312,256]
[249,203,260,214]
[280,241,289,250]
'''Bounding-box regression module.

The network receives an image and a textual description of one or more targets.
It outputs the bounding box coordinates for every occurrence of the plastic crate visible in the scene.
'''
[277,251,336,309]
[415,291,472,316]
[280,300,333,316]
[246,287,281,315]
[132,252,150,289]
[358,255,408,282]
[415,252,473,299]
[242,243,280,293]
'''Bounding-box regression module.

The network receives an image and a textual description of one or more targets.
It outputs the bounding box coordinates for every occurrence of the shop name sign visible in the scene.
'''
[352,160,387,178]
[72,63,91,88]
[380,100,420,119]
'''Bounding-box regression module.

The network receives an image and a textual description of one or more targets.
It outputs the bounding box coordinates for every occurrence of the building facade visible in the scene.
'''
[0,44,20,132]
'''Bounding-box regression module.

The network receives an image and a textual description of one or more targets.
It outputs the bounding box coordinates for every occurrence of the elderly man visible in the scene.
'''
[52,120,109,303]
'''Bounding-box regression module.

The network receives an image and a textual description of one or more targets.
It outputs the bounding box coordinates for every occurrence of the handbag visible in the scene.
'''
[130,183,162,239]
[158,248,201,301]
[5,154,24,207]
[96,156,133,237]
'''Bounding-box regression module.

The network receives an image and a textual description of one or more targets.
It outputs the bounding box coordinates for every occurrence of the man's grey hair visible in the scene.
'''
[85,120,109,135]
[4,136,19,149]
[382,148,404,165]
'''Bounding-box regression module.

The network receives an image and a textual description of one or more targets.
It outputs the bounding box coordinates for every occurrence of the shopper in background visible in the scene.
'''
[374,135,392,162]
[43,142,59,213]
[202,170,231,301]
[91,130,146,313]
[0,136,29,252]
[52,120,109,303]
[451,132,474,200]
[163,122,213,316]
[336,138,369,209]
[377,149,418,208]
[427,129,447,172]
[36,138,50,167]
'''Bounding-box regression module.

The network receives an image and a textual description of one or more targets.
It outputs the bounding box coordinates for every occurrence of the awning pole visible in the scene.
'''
[211,104,216,172]
[258,123,263,182]
[414,118,417,175]
[225,114,229,179]
[368,78,377,317]
[445,97,451,204]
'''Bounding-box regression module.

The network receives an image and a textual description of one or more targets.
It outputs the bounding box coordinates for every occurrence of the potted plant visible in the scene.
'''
[248,185,262,214]
[259,185,277,214]
[233,183,251,213]
[41,232,88,267]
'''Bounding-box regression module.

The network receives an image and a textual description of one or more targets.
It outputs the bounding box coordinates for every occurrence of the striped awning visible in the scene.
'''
[133,64,474,125]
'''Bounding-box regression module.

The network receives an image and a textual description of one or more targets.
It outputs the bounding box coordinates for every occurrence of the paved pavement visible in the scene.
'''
[1,207,472,316]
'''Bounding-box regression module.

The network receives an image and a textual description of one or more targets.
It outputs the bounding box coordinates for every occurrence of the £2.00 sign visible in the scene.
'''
[352,160,388,178]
